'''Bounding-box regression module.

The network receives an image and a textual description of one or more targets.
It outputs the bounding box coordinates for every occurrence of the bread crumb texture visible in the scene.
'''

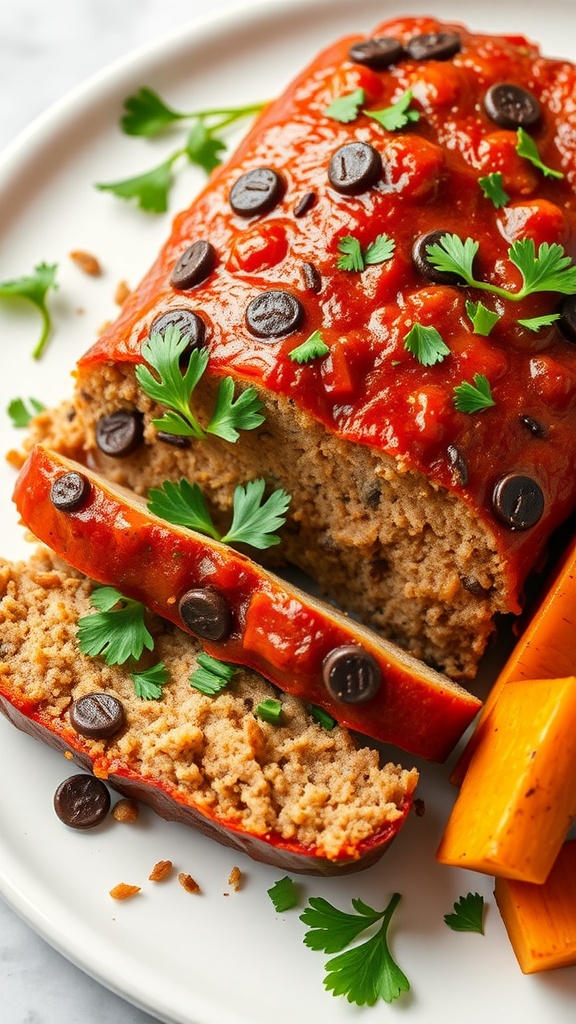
[0,550,417,861]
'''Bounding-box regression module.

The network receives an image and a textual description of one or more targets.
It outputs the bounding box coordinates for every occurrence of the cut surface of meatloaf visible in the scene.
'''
[64,15,576,679]
[0,549,418,874]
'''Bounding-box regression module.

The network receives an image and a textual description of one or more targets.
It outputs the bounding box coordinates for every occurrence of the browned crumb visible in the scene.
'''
[69,250,102,276]
[178,872,200,894]
[112,798,139,823]
[228,866,242,892]
[114,280,131,306]
[5,449,25,470]
[413,798,426,817]
[64,750,73,760]
[109,883,141,900]
[149,860,173,882]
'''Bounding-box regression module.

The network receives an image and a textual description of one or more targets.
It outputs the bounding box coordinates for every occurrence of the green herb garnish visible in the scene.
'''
[77,587,154,666]
[465,300,501,337]
[0,262,58,359]
[189,653,236,695]
[516,127,564,179]
[7,396,45,428]
[478,171,510,208]
[288,330,330,364]
[444,892,485,934]
[268,876,298,912]
[135,326,264,441]
[96,156,177,214]
[131,662,169,700]
[256,698,283,724]
[147,477,290,550]
[308,705,337,730]
[337,233,395,272]
[404,323,451,366]
[300,893,410,1006]
[453,373,495,414]
[367,89,420,131]
[324,87,365,123]
[517,312,561,332]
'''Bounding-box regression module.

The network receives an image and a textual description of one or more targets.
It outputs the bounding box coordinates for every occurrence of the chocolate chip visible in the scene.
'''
[557,295,576,342]
[229,168,285,217]
[348,36,405,69]
[447,444,468,486]
[54,774,111,829]
[150,308,207,350]
[406,31,461,61]
[50,472,90,513]
[300,262,322,293]
[328,142,382,196]
[70,693,125,739]
[293,191,316,218]
[412,230,466,285]
[461,575,491,597]
[245,290,304,339]
[322,644,381,704]
[492,473,544,530]
[156,431,191,449]
[484,84,541,129]
[96,410,144,458]
[170,241,216,290]
[519,414,547,438]
[178,587,231,641]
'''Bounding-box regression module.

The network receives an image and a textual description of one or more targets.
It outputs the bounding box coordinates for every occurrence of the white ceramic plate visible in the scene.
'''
[1,1,576,1021]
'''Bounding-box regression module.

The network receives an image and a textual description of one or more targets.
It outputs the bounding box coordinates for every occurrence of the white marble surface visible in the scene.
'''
[0,5,235,1021]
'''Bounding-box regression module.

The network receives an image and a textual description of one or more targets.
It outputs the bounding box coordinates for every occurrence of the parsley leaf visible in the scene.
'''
[132,662,169,700]
[147,478,219,537]
[453,373,495,414]
[516,127,564,179]
[324,87,365,123]
[337,233,395,272]
[185,120,227,173]
[404,323,451,366]
[136,326,264,441]
[367,89,420,131]
[444,892,485,934]
[301,893,409,1006]
[268,876,298,913]
[7,396,45,428]
[121,87,187,136]
[478,171,510,208]
[0,262,58,359]
[96,154,180,214]
[364,234,396,265]
[465,300,501,337]
[518,312,561,331]
[189,653,236,695]
[288,330,330,364]
[256,698,283,724]
[426,233,479,285]
[77,587,154,665]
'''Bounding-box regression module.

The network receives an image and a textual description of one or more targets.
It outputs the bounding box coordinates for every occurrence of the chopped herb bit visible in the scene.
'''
[465,300,501,337]
[267,876,298,912]
[517,312,561,332]
[367,89,420,132]
[256,698,283,724]
[453,373,495,414]
[308,705,337,730]
[516,127,564,179]
[404,323,451,366]
[324,87,365,124]
[0,262,58,359]
[337,233,395,272]
[364,234,396,265]
[300,893,409,1006]
[444,892,485,934]
[7,396,45,428]
[96,155,180,214]
[132,662,169,700]
[77,587,154,666]
[189,653,236,695]
[185,120,227,174]
[478,171,509,208]
[288,329,330,364]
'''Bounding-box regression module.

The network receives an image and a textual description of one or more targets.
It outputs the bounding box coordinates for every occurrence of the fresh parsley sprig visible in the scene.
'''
[453,373,495,414]
[300,893,410,1006]
[516,127,563,179]
[77,587,154,665]
[288,330,330,364]
[324,87,365,124]
[404,323,450,366]
[367,89,420,132]
[189,653,236,695]
[478,171,509,209]
[465,300,501,337]
[268,876,298,913]
[147,477,290,550]
[131,662,169,700]
[121,87,266,140]
[0,262,58,359]
[135,326,264,442]
[444,892,485,934]
[337,233,395,272]
[518,312,561,332]
[7,396,45,428]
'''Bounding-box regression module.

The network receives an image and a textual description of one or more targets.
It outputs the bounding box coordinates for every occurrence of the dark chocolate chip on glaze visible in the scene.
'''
[70,693,125,740]
[492,473,544,530]
[170,241,216,290]
[96,410,144,458]
[484,84,541,130]
[150,308,207,350]
[322,644,381,704]
[245,290,304,339]
[178,586,232,641]
[412,230,466,285]
[230,168,285,217]
[328,142,382,196]
[54,774,111,829]
[50,471,90,512]
[519,414,547,438]
[293,191,316,218]
[348,36,405,70]
[300,262,322,293]
[406,31,461,62]
[447,445,469,487]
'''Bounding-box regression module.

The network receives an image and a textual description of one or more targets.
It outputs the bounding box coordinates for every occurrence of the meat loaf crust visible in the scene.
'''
[66,16,576,677]
[0,549,417,874]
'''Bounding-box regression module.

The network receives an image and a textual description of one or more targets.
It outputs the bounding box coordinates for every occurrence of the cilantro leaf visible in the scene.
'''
[121,87,186,136]
[189,653,236,695]
[77,587,154,665]
[147,478,219,538]
[301,896,386,953]
[256,698,283,724]
[7,396,45,428]
[478,171,510,208]
[268,876,298,912]
[465,300,501,336]
[185,120,227,174]
[404,323,451,366]
[364,234,396,265]
[367,89,420,131]
[0,262,58,359]
[308,705,337,730]
[426,233,479,285]
[132,662,169,700]
[518,312,561,331]
[207,376,265,442]
[508,238,576,296]
[222,479,290,549]
[516,127,563,179]
[337,233,395,272]
[288,330,330,364]
[444,892,485,934]
[324,87,365,123]
[96,153,181,214]
[453,373,495,414]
